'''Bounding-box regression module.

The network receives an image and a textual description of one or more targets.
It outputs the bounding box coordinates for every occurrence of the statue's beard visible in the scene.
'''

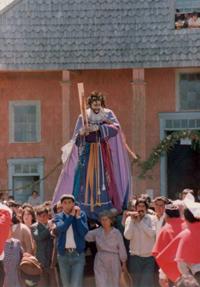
[87,108,106,124]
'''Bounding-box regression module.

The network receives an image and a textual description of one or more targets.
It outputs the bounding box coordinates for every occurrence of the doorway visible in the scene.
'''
[159,112,200,197]
[167,141,200,199]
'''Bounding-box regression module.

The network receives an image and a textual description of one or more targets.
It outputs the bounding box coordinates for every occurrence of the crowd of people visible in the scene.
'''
[0,188,200,287]
[1,91,200,287]
[175,11,200,29]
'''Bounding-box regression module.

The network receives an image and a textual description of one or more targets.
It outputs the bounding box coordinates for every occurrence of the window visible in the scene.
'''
[175,0,200,29]
[8,158,44,203]
[177,71,200,111]
[9,101,41,143]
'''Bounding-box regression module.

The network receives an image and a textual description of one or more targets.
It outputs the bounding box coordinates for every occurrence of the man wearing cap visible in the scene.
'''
[54,194,88,287]
[0,203,12,287]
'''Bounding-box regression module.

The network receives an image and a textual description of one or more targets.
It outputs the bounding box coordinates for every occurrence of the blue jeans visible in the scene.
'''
[129,255,155,287]
[57,251,85,287]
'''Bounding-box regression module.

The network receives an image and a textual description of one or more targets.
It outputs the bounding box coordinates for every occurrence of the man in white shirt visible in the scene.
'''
[153,196,168,238]
[124,198,156,287]
[152,196,168,287]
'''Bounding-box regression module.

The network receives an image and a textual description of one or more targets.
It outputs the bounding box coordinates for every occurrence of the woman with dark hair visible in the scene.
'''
[11,210,34,255]
[85,210,127,287]
[22,207,36,228]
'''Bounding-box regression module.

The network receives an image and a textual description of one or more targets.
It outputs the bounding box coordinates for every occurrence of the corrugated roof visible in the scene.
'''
[0,0,200,70]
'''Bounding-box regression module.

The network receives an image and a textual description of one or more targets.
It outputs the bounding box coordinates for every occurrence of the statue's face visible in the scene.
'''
[91,100,102,114]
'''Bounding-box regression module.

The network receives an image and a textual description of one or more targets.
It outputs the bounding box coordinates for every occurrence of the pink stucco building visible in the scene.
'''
[1,0,200,202]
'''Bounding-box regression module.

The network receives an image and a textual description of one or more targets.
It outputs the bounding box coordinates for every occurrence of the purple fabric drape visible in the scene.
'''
[52,109,132,212]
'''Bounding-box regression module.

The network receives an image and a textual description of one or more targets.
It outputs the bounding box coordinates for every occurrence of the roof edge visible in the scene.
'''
[0,61,199,71]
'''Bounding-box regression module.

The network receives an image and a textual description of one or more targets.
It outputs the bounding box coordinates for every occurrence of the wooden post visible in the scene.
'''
[131,68,146,196]
[60,70,71,145]
[77,82,88,129]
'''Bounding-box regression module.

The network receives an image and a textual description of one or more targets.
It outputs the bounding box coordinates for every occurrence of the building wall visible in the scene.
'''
[0,71,63,200]
[0,68,177,201]
[69,68,177,198]
[145,68,176,196]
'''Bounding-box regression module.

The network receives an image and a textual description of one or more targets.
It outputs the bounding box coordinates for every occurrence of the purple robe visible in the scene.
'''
[52,108,131,219]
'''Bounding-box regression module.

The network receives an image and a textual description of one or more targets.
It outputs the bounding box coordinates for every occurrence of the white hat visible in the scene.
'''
[0,203,12,216]
[183,193,200,219]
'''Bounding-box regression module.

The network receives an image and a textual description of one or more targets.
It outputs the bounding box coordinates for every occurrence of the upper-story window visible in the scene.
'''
[9,101,41,143]
[177,71,200,111]
[175,0,200,29]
